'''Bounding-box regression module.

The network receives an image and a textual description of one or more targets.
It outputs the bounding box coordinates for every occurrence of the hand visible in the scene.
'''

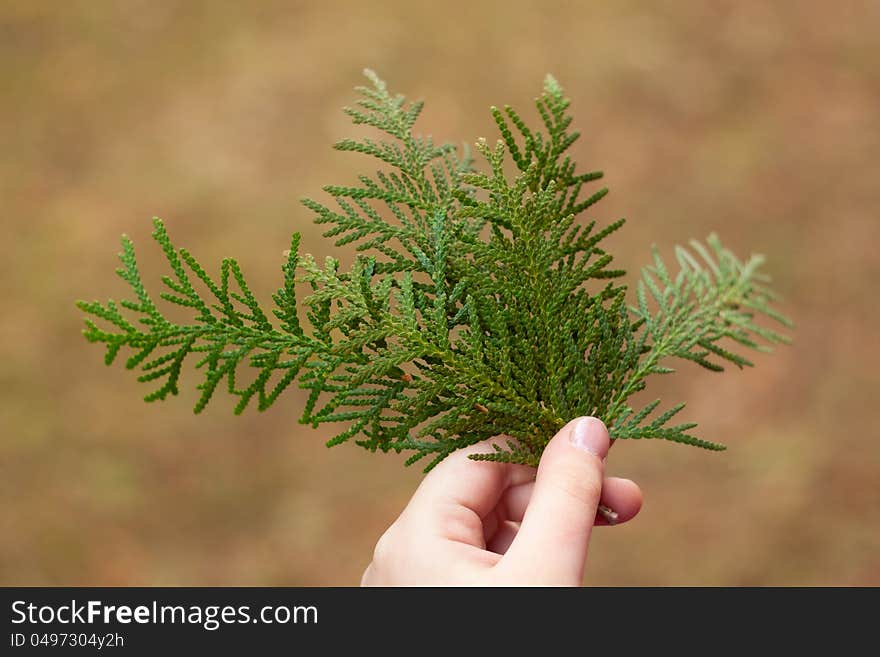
[361,416,643,586]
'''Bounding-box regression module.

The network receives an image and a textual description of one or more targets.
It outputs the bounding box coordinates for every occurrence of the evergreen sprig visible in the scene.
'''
[78,70,792,470]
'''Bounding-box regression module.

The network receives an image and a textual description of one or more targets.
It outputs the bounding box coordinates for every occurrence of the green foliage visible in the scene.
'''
[78,70,792,470]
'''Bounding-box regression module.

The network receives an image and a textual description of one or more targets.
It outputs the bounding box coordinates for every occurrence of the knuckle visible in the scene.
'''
[438,502,482,539]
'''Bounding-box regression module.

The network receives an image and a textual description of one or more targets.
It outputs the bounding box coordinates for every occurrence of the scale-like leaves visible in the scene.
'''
[78,71,791,470]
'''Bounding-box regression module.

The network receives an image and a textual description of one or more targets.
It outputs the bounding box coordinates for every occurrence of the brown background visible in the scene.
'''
[2,0,878,585]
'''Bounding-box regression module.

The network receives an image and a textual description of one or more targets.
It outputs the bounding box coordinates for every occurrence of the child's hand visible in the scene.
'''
[361,417,642,586]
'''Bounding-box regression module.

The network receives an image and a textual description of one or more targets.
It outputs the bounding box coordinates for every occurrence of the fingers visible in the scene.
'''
[486,520,519,555]
[500,417,610,584]
[595,477,642,525]
[486,478,641,554]
[403,437,535,532]
[498,476,642,527]
[498,482,533,523]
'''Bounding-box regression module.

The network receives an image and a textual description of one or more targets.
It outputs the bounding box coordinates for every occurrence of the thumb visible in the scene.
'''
[501,416,610,584]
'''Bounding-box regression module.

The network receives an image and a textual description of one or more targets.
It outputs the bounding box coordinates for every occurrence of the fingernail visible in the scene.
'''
[598,504,619,525]
[569,416,610,458]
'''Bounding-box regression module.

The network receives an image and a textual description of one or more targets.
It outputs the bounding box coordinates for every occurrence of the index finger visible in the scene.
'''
[404,439,536,520]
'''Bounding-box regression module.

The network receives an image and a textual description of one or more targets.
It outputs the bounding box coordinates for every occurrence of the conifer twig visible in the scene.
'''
[77,70,792,471]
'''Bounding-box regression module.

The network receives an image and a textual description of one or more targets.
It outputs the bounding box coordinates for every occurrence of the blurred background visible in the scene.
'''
[2,0,878,586]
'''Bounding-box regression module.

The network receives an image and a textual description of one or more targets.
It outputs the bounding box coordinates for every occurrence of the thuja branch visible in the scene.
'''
[78,70,792,470]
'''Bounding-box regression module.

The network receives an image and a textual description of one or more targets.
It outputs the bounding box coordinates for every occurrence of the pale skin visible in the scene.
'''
[361,416,643,586]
